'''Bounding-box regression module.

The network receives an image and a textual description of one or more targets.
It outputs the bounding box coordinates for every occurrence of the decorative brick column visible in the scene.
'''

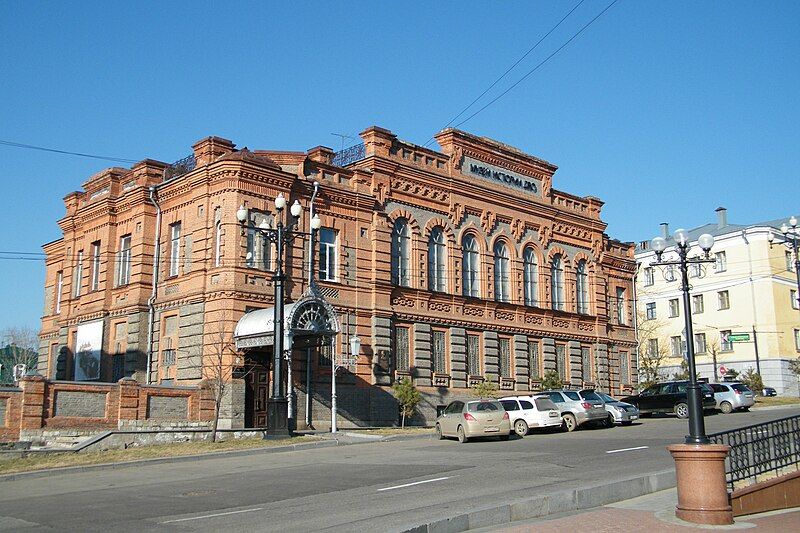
[667,444,733,525]
[117,377,141,424]
[18,374,46,431]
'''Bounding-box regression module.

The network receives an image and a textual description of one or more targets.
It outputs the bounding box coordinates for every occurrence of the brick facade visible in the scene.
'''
[38,125,636,430]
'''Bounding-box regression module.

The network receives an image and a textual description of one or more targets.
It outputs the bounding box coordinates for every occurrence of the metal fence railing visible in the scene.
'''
[708,414,800,491]
[332,143,365,167]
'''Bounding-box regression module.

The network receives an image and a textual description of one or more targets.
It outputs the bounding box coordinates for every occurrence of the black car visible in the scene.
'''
[620,381,716,419]
[762,387,778,397]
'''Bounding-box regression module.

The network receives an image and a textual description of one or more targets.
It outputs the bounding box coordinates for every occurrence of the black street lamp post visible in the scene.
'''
[769,216,800,309]
[650,228,716,445]
[237,194,321,436]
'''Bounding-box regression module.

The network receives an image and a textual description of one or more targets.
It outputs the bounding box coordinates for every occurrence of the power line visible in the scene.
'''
[424,0,587,148]
[0,139,138,164]
[452,0,620,130]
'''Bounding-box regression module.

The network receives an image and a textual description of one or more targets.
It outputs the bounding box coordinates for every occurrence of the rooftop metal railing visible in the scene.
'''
[708,414,800,491]
[332,143,365,167]
[163,154,196,180]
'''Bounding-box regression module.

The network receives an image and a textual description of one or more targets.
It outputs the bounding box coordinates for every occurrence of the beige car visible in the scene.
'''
[436,399,511,443]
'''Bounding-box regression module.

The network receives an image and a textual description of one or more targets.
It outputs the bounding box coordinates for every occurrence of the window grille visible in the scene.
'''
[467,334,481,376]
[556,344,566,381]
[433,330,446,374]
[395,327,410,372]
[528,340,539,378]
[581,346,591,381]
[499,338,511,378]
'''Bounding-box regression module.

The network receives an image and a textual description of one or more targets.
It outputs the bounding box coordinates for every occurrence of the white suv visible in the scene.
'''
[499,396,563,436]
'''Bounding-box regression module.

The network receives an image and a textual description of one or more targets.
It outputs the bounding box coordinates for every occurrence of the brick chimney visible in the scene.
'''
[192,136,236,166]
[715,207,728,229]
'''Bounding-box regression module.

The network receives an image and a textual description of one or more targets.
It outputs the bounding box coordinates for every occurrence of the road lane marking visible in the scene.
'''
[606,446,649,454]
[161,508,264,523]
[377,476,452,492]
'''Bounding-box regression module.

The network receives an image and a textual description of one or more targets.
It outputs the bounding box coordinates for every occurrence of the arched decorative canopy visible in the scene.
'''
[234,293,340,350]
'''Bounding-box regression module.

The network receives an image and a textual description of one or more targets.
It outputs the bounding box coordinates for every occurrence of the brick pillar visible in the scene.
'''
[117,377,140,425]
[19,374,46,431]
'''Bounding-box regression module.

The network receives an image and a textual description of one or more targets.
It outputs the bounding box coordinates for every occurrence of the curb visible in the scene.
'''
[401,469,677,533]
[0,438,343,483]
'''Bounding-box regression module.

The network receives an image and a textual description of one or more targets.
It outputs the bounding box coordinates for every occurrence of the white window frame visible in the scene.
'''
[717,290,730,310]
[494,242,510,303]
[644,267,654,286]
[791,289,799,310]
[692,294,704,314]
[319,228,337,282]
[392,219,411,287]
[795,328,800,351]
[576,259,589,314]
[55,271,63,314]
[550,254,564,311]
[427,227,447,292]
[462,234,480,298]
[645,301,656,320]
[73,250,83,298]
[670,336,682,357]
[214,220,222,267]
[523,247,537,306]
[720,330,733,352]
[117,235,132,286]
[668,298,680,318]
[91,241,101,291]
[694,332,707,354]
[169,222,181,277]
[714,251,727,272]
[616,287,627,324]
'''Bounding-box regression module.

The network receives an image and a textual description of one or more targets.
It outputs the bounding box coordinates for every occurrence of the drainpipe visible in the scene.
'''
[305,181,319,428]
[146,185,163,385]
[632,261,641,388]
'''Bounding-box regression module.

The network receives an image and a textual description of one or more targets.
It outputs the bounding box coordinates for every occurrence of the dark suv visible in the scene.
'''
[620,381,716,419]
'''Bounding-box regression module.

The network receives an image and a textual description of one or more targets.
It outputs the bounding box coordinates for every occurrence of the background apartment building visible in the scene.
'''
[635,208,800,396]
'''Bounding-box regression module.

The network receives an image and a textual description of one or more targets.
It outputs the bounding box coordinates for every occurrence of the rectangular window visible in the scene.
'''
[714,251,727,272]
[718,290,730,310]
[555,344,566,381]
[787,251,795,272]
[160,315,178,381]
[581,346,591,382]
[694,332,707,354]
[668,298,680,317]
[664,265,676,282]
[499,337,512,378]
[648,338,659,358]
[690,264,702,278]
[791,289,799,310]
[619,351,629,384]
[395,326,410,372]
[112,321,127,382]
[645,302,656,320]
[692,294,704,314]
[720,330,733,352]
[527,339,539,379]
[214,208,222,267]
[55,271,63,314]
[467,334,481,376]
[73,250,83,298]
[432,330,447,374]
[643,267,654,286]
[169,222,181,277]
[245,211,271,271]
[670,336,683,357]
[795,329,800,351]
[617,287,627,324]
[91,241,101,291]
[319,228,337,282]
[117,235,132,286]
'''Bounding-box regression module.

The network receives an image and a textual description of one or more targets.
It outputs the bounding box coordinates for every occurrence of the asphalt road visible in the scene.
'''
[0,407,796,532]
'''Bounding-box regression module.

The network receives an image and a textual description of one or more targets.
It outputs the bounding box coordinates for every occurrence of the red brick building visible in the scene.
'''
[37,126,636,428]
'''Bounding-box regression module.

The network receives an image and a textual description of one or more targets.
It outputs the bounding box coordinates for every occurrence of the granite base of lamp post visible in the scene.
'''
[667,443,733,525]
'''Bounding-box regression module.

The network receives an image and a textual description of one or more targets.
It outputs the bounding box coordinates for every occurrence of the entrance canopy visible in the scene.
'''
[234,294,340,350]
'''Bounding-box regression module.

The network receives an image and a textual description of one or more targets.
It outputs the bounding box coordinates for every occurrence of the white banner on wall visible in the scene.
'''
[74,320,103,381]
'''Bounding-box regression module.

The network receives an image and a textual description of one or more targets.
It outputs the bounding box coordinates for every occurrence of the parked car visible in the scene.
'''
[499,395,563,436]
[539,389,609,431]
[762,387,778,397]
[435,399,511,443]
[710,383,755,413]
[620,381,716,419]
[596,392,640,425]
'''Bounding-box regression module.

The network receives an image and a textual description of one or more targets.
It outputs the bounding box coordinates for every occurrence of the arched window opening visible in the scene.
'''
[494,241,510,303]
[576,259,589,314]
[462,234,480,298]
[391,218,411,287]
[551,254,564,311]
[523,247,538,306]
[428,227,447,292]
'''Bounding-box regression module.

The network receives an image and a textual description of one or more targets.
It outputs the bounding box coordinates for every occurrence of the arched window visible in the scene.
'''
[523,247,538,306]
[494,241,510,303]
[551,254,564,311]
[576,259,589,314]
[391,218,411,287]
[462,234,480,298]
[428,227,447,292]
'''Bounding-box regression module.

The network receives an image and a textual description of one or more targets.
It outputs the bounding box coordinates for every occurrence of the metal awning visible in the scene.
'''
[233,293,340,350]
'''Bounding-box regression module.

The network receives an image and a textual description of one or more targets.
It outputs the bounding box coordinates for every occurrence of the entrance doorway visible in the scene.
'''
[241,352,270,428]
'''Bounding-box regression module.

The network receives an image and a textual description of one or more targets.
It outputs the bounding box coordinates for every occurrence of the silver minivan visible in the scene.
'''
[710,382,755,413]
[540,390,609,432]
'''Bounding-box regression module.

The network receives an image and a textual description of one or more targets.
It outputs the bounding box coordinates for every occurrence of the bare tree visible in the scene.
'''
[200,312,237,443]
[1,326,39,382]
[635,311,670,389]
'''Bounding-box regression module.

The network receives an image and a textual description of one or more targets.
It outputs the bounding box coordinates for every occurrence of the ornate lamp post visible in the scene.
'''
[237,194,321,436]
[768,215,800,309]
[650,228,715,444]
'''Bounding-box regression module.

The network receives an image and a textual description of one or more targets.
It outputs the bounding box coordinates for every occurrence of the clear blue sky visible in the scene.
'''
[1,1,798,332]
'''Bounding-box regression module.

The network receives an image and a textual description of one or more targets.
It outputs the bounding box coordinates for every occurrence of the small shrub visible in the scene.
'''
[540,370,563,390]
[470,380,499,398]
[739,368,763,395]
[392,377,422,428]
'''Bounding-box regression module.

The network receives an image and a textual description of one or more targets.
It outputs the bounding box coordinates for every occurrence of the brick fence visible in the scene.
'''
[0,375,214,441]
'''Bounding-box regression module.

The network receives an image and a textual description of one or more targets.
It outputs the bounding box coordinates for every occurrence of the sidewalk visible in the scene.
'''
[487,488,800,532]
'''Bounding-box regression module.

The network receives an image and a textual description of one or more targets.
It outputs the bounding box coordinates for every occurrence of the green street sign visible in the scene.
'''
[727,333,751,342]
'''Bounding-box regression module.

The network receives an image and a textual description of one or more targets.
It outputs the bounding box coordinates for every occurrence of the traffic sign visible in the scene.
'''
[727,333,751,342]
